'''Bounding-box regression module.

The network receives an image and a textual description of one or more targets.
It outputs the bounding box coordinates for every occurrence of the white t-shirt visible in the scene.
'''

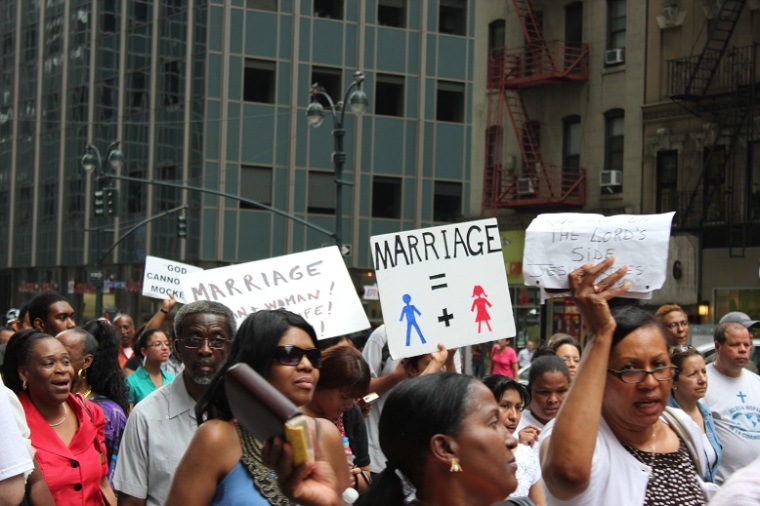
[0,381,34,482]
[510,443,541,498]
[704,364,760,484]
[708,453,760,506]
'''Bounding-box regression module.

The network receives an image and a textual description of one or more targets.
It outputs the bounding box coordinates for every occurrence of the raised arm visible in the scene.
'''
[144,295,177,332]
[542,257,630,500]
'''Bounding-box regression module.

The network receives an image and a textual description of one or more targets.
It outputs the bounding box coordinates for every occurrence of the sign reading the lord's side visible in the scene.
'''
[371,218,516,360]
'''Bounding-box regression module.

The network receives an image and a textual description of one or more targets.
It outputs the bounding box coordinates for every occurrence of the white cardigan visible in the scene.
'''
[543,408,716,506]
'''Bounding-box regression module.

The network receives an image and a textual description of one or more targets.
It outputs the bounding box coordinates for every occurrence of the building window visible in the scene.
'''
[157,165,178,211]
[163,61,181,107]
[372,176,402,218]
[25,26,36,61]
[244,59,276,103]
[130,72,148,111]
[562,115,581,171]
[488,19,505,51]
[439,0,466,36]
[314,0,343,20]
[240,165,273,210]
[247,0,277,10]
[656,150,678,214]
[378,0,405,28]
[127,168,145,214]
[375,74,404,117]
[41,184,56,220]
[311,67,342,109]
[604,109,624,194]
[703,145,726,222]
[607,0,626,50]
[71,86,88,123]
[436,81,465,123]
[308,171,335,214]
[433,181,462,222]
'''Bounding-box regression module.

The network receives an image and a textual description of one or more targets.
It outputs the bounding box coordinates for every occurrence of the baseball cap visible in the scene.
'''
[719,311,760,328]
[5,308,19,324]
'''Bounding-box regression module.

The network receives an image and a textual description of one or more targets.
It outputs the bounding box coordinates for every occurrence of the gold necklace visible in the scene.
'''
[49,404,67,428]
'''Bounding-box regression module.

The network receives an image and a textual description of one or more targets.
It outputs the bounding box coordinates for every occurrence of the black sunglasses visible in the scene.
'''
[273,345,322,369]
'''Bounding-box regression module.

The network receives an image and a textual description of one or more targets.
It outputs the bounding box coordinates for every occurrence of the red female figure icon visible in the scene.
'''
[471,285,492,333]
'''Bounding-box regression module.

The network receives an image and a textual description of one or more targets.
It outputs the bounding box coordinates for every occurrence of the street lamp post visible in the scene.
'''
[81,141,125,318]
[307,70,368,256]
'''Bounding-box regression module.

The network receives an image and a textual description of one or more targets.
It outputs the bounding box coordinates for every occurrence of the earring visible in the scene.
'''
[77,368,86,380]
[22,379,27,391]
[449,458,463,473]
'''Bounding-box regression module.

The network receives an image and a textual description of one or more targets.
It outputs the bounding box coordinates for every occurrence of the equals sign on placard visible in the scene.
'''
[429,273,447,290]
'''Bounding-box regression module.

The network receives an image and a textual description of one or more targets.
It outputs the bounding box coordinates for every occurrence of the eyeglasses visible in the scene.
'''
[274,345,322,369]
[671,344,697,358]
[607,365,677,384]
[146,341,171,349]
[665,321,689,330]
[181,336,229,349]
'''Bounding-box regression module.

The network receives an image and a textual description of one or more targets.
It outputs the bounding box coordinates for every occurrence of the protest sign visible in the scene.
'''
[142,256,204,303]
[371,218,515,360]
[523,212,675,297]
[179,246,369,339]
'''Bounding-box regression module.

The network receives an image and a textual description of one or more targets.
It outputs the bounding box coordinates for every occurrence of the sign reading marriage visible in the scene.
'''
[523,212,675,297]
[371,218,515,360]
[179,246,370,339]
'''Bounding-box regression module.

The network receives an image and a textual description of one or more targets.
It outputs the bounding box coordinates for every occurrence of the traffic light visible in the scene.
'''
[177,214,187,238]
[104,188,119,217]
[93,190,105,217]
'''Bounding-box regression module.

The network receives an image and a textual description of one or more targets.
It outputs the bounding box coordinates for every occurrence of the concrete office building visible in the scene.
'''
[0,0,476,321]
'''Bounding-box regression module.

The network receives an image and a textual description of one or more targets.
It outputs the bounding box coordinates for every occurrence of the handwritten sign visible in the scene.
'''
[371,218,516,360]
[179,246,369,339]
[142,256,204,303]
[523,212,675,297]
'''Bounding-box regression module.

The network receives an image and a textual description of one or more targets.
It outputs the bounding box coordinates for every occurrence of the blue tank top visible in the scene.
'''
[210,462,270,506]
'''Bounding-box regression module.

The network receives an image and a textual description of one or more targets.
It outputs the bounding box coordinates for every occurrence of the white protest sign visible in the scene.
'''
[179,246,369,339]
[523,212,675,295]
[371,218,516,360]
[142,256,204,303]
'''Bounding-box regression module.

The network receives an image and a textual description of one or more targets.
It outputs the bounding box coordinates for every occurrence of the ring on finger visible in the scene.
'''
[593,284,601,293]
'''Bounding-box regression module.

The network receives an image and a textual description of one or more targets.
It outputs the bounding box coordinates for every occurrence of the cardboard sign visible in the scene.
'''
[179,246,369,339]
[371,218,516,360]
[523,212,675,298]
[142,256,204,303]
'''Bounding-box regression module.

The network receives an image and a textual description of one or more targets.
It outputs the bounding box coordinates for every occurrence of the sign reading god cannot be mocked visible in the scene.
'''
[523,212,675,297]
[142,256,204,303]
[371,218,516,360]
[179,246,369,339]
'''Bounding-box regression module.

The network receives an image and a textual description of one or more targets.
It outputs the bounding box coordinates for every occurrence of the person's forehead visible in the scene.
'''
[114,316,134,326]
[663,310,687,320]
[725,326,751,342]
[180,312,231,335]
[48,301,74,314]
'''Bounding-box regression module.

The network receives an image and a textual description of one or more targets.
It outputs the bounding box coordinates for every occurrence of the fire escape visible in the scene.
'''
[482,0,589,214]
[667,0,756,255]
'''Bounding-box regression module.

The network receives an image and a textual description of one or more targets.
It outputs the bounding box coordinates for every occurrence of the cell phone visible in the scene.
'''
[356,392,379,408]
[226,363,314,465]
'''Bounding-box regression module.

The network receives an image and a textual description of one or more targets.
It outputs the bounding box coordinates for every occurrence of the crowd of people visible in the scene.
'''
[1,257,760,505]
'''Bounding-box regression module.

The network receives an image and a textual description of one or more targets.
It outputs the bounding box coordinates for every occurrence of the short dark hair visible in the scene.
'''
[714,321,747,345]
[83,319,130,412]
[2,329,55,393]
[528,355,570,392]
[174,300,236,341]
[316,345,370,399]
[135,328,167,357]
[17,302,30,323]
[357,373,477,505]
[611,306,667,349]
[195,309,317,422]
[28,293,70,326]
[670,346,703,382]
[550,335,581,356]
[482,374,531,409]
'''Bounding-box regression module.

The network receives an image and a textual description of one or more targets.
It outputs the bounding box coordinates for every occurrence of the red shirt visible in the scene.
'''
[20,393,108,506]
[491,344,518,378]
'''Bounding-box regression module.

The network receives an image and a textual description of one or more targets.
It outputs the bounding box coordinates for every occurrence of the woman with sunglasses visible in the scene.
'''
[482,374,545,506]
[165,309,350,506]
[667,344,722,482]
[542,257,718,505]
[126,329,175,409]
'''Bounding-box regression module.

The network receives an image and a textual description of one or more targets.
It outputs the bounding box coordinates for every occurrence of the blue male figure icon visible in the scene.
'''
[400,293,426,346]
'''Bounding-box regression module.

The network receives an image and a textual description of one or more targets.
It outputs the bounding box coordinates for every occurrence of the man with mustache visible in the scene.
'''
[113,301,236,506]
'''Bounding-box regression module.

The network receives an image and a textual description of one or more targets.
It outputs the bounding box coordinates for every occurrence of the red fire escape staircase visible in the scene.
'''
[481,0,589,214]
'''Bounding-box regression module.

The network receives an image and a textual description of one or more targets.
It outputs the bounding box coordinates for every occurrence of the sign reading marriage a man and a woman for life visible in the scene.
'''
[371,218,516,360]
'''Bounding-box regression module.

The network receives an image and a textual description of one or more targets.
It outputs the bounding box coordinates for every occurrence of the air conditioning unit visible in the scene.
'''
[517,177,536,195]
[605,48,625,65]
[600,170,623,187]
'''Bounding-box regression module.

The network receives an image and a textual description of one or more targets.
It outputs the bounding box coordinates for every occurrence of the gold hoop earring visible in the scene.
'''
[77,368,87,380]
[449,458,463,473]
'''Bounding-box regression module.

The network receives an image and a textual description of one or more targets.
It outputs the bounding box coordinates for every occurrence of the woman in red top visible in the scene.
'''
[491,337,519,378]
[2,329,116,506]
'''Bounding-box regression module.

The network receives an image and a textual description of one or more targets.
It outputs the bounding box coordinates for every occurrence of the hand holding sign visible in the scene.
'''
[523,212,674,299]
